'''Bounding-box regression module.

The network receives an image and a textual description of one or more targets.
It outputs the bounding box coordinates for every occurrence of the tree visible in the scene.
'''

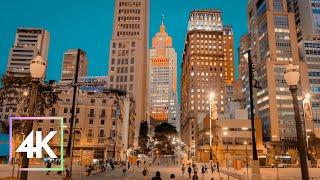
[153,122,177,155]
[308,133,320,161]
[154,122,177,135]
[138,121,149,154]
[0,74,59,133]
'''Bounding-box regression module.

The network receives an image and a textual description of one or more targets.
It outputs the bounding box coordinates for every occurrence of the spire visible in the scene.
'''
[160,14,166,33]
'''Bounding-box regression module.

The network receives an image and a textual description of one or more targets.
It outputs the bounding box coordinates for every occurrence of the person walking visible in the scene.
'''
[122,164,127,176]
[211,164,214,174]
[201,165,205,177]
[128,162,131,170]
[110,161,115,176]
[46,161,52,175]
[143,167,149,180]
[192,171,199,180]
[170,173,176,179]
[188,166,192,178]
[181,164,186,176]
[152,171,162,180]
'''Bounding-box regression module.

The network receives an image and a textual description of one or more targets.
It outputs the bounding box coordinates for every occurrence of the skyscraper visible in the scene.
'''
[287,0,320,126]
[246,0,311,145]
[108,0,149,147]
[181,10,235,156]
[6,28,50,78]
[61,49,88,82]
[148,20,180,131]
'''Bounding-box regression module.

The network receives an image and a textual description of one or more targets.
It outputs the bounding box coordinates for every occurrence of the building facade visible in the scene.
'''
[6,28,50,78]
[148,21,180,131]
[181,10,235,157]
[287,0,320,127]
[108,0,149,147]
[246,0,311,147]
[61,49,88,82]
[29,84,134,165]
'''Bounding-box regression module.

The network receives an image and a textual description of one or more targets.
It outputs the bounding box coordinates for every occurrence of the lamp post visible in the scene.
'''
[19,55,46,180]
[223,130,229,180]
[244,141,249,180]
[242,49,261,179]
[284,63,309,180]
[209,93,216,161]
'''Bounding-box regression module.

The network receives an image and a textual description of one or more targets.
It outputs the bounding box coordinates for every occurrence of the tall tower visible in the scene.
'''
[148,19,180,131]
[108,0,149,147]
[287,0,320,127]
[180,10,235,156]
[61,49,88,82]
[6,28,50,78]
[246,0,310,146]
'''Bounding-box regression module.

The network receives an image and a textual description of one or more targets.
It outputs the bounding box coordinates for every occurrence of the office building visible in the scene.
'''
[148,21,180,131]
[181,10,235,156]
[6,28,49,78]
[107,0,149,147]
[61,49,88,82]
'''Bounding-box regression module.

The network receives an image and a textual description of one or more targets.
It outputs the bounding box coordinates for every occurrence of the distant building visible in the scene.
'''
[148,20,180,131]
[6,28,50,78]
[108,0,149,147]
[181,9,235,158]
[61,49,88,82]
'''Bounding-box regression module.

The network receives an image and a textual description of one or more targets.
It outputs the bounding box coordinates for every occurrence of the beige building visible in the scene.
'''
[181,9,235,157]
[196,116,265,165]
[108,0,149,147]
[6,28,50,78]
[31,84,134,165]
[148,21,180,131]
[245,0,311,147]
[61,49,88,82]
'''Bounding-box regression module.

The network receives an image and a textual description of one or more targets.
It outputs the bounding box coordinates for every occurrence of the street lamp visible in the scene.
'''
[209,92,217,162]
[242,50,261,180]
[20,55,46,180]
[223,130,229,180]
[284,63,309,180]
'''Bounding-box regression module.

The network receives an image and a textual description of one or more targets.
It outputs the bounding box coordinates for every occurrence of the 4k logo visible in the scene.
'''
[16,130,57,158]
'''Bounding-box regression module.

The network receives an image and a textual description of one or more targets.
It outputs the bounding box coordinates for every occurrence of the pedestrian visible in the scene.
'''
[181,164,185,176]
[128,162,131,170]
[201,165,205,176]
[188,166,192,178]
[143,167,148,180]
[46,161,52,175]
[170,173,175,179]
[122,165,127,176]
[192,171,199,180]
[211,165,214,173]
[63,166,70,180]
[110,161,115,176]
[152,171,162,180]
[205,165,208,173]
[137,160,140,167]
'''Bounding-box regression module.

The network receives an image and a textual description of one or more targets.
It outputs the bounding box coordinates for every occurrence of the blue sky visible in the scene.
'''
[0,0,247,96]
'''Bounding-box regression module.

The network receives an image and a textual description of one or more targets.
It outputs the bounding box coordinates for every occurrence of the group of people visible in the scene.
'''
[182,162,218,179]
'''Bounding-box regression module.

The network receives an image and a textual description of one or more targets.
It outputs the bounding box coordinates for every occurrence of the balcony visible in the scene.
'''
[88,113,95,117]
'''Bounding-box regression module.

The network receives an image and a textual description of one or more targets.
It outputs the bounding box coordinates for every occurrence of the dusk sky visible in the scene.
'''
[0,0,248,95]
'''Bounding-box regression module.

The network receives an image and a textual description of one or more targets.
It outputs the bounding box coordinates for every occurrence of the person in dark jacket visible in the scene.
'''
[152,171,162,180]
[188,166,192,178]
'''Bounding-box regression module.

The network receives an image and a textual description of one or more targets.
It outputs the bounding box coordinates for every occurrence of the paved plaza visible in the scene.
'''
[1,162,320,180]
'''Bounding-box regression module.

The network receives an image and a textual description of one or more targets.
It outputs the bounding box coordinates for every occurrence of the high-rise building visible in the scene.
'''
[287,0,320,127]
[246,0,311,146]
[181,10,235,156]
[61,49,88,82]
[6,28,50,78]
[148,21,180,131]
[108,0,149,147]
[287,0,320,41]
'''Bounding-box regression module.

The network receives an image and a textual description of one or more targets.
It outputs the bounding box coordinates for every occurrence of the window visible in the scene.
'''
[50,119,54,123]
[75,118,79,124]
[50,128,54,131]
[76,108,80,114]
[131,58,134,64]
[88,129,93,137]
[63,118,67,123]
[64,108,68,113]
[89,119,93,124]
[101,120,105,125]
[99,130,104,137]
[102,99,107,104]
[90,99,95,104]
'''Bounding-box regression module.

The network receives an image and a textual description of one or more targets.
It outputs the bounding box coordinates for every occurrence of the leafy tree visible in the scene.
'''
[308,133,320,161]
[0,75,59,133]
[138,121,149,154]
[153,122,177,155]
[154,122,177,135]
